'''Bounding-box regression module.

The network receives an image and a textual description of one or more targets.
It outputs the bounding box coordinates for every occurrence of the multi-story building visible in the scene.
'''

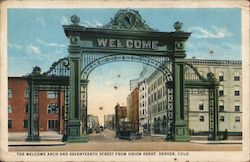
[104,114,115,129]
[139,82,148,133]
[186,59,242,135]
[138,59,242,136]
[114,104,127,131]
[87,115,99,130]
[146,70,167,135]
[8,77,65,134]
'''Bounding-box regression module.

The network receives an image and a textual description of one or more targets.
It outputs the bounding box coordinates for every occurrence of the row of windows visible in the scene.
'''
[148,76,164,94]
[198,100,241,112]
[199,116,240,123]
[217,71,240,81]
[148,88,166,105]
[8,89,58,99]
[8,103,59,114]
[8,120,28,129]
[148,101,166,114]
[8,119,58,129]
[218,86,240,97]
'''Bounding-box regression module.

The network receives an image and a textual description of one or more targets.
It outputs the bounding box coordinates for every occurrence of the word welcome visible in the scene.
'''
[97,38,159,50]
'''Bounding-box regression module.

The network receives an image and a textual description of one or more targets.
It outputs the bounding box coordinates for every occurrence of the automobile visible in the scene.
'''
[95,128,100,133]
[118,131,142,140]
[87,127,93,134]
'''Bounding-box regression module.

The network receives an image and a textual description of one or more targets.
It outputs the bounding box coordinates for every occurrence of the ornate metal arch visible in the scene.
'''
[184,62,206,81]
[81,54,173,81]
[43,57,69,77]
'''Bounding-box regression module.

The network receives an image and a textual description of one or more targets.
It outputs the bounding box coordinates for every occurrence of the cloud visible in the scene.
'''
[35,17,46,27]
[36,38,66,48]
[60,15,103,27]
[186,41,241,60]
[60,16,71,25]
[26,44,41,55]
[188,26,233,39]
[81,20,103,27]
[8,43,23,50]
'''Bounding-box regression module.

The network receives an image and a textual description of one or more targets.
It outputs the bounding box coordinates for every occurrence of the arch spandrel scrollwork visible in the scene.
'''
[81,54,173,82]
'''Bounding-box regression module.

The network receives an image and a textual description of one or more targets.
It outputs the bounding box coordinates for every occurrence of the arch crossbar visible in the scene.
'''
[81,54,173,81]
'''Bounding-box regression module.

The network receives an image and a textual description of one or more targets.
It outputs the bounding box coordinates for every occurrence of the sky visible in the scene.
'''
[8,8,242,124]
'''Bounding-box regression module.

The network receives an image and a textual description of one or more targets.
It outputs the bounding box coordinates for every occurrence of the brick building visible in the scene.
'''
[8,77,65,134]
[127,87,139,131]
[114,104,127,131]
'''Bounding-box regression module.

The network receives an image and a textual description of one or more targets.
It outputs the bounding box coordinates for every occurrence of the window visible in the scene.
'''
[25,104,28,113]
[219,100,224,112]
[219,71,224,81]
[199,116,204,122]
[47,91,58,99]
[25,88,29,98]
[48,120,58,129]
[23,120,28,128]
[158,89,162,99]
[199,100,204,110]
[234,86,240,96]
[220,116,225,122]
[234,72,240,81]
[158,77,162,86]
[47,103,59,114]
[158,103,162,112]
[235,101,240,112]
[8,89,13,98]
[235,116,240,123]
[8,105,12,113]
[8,120,12,128]
[219,86,224,96]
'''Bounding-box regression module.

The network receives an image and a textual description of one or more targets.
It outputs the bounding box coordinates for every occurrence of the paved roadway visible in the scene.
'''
[9,129,242,151]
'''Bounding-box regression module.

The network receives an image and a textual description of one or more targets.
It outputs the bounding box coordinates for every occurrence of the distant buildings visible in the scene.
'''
[87,115,100,130]
[114,104,127,131]
[127,87,139,131]
[104,114,115,129]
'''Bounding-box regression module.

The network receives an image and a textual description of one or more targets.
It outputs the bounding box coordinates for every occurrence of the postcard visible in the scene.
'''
[0,0,249,162]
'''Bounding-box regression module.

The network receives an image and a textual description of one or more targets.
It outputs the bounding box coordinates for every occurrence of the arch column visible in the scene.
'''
[67,45,88,142]
[26,80,40,141]
[167,23,191,141]
[80,79,88,136]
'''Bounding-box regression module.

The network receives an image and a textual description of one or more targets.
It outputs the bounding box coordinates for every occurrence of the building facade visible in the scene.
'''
[139,82,148,133]
[8,77,65,134]
[137,59,242,136]
[146,70,167,135]
[104,114,115,129]
[114,104,127,131]
[186,59,242,135]
[87,115,99,130]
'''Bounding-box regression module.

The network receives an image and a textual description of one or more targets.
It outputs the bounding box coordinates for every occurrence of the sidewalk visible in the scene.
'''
[8,131,65,146]
[190,140,242,144]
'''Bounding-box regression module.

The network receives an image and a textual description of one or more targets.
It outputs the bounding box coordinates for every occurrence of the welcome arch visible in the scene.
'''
[24,9,220,143]
[63,9,193,142]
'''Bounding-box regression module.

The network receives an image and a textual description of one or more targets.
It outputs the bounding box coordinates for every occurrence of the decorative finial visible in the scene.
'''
[71,15,80,25]
[173,21,183,32]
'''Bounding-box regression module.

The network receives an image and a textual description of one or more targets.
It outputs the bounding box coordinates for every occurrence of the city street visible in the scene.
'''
[9,129,242,151]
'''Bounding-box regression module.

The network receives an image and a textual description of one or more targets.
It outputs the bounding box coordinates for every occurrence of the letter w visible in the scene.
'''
[97,38,108,47]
